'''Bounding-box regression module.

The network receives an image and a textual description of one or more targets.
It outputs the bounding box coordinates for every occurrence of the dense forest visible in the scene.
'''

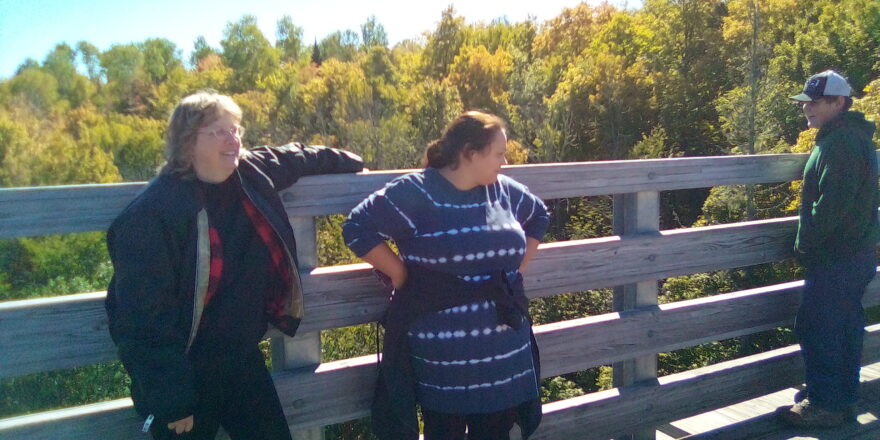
[2,0,880,437]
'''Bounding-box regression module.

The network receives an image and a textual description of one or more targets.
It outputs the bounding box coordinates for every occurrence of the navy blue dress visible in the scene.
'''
[344,167,549,414]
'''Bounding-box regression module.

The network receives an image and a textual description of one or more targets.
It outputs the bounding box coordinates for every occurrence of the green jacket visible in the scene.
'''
[795,111,880,266]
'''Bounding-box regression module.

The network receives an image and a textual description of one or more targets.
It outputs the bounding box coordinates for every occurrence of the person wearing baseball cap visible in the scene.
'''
[777,70,880,428]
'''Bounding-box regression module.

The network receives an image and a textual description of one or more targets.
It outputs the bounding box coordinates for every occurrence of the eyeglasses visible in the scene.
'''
[198,125,245,140]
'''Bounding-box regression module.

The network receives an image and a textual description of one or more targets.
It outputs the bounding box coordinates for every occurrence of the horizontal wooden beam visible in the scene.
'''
[4,279,880,438]
[532,325,880,440]
[281,154,812,217]
[0,182,144,238]
[0,216,801,378]
[301,216,798,332]
[0,153,821,238]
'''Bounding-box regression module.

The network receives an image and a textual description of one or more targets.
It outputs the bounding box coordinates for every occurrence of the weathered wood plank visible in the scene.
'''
[282,154,814,217]
[5,281,880,438]
[530,325,880,440]
[0,154,823,239]
[0,399,136,439]
[299,216,799,332]
[0,292,117,377]
[0,217,800,377]
[0,182,144,238]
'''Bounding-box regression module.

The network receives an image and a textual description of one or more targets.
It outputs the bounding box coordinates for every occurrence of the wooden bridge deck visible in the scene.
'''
[654,361,880,440]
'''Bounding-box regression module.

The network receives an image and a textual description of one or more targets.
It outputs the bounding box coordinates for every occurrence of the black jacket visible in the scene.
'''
[105,144,362,425]
[372,264,542,440]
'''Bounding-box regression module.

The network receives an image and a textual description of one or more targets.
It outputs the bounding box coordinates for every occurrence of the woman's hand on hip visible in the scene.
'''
[168,415,194,434]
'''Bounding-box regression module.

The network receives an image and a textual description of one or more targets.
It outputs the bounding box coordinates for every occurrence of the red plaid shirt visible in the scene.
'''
[241,197,298,334]
[202,197,297,334]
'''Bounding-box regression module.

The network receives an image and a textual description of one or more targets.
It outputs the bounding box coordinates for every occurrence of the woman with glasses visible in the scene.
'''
[343,111,548,440]
[105,90,363,439]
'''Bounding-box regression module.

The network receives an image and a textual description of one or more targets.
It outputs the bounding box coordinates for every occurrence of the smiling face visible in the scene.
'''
[462,129,508,186]
[191,111,242,183]
[802,96,845,130]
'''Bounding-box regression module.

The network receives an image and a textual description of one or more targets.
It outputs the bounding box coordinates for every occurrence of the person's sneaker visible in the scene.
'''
[777,398,848,428]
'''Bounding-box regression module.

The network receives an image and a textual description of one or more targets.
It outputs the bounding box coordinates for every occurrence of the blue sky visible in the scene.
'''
[0,0,640,79]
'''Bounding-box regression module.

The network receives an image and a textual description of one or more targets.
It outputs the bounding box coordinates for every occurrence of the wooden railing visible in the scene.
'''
[2,153,880,440]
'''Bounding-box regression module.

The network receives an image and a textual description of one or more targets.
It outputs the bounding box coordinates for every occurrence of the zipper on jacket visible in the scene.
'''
[185,209,211,353]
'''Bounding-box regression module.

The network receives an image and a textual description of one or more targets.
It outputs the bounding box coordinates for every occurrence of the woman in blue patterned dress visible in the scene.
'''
[343,111,549,440]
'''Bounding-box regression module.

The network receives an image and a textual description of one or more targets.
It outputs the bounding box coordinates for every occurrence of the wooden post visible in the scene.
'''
[272,216,324,440]
[612,192,660,440]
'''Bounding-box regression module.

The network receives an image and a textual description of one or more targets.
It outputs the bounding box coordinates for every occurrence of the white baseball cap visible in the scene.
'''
[790,70,852,102]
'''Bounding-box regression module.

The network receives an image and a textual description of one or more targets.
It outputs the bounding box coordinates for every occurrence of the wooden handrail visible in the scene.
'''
[0,153,822,239]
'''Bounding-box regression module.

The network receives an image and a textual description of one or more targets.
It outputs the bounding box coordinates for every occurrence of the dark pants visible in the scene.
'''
[422,407,518,440]
[797,249,876,411]
[150,347,292,440]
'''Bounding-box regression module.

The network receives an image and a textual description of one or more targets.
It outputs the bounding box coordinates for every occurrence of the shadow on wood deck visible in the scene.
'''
[662,361,880,440]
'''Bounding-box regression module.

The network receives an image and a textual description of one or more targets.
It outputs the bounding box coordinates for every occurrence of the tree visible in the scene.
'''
[99,43,152,114]
[533,2,615,61]
[75,111,165,181]
[190,36,218,68]
[0,115,31,186]
[641,0,732,156]
[14,58,40,75]
[100,44,144,85]
[468,18,536,56]
[422,6,466,79]
[43,44,93,108]
[221,15,280,92]
[311,40,323,66]
[360,15,388,50]
[75,41,101,84]
[276,15,304,63]
[5,67,61,115]
[139,38,182,85]
[405,79,463,152]
[319,30,359,62]
[447,45,513,115]
[543,51,653,161]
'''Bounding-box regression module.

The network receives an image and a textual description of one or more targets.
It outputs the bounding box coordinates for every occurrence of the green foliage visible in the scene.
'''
[360,16,389,50]
[43,43,94,108]
[0,232,111,301]
[322,324,380,362]
[317,215,359,267]
[0,362,130,418]
[277,16,305,63]
[5,67,61,115]
[221,15,280,92]
[422,6,466,79]
[541,376,585,402]
[448,45,513,115]
[190,36,217,68]
[530,289,613,325]
[319,30,360,63]
[631,126,678,159]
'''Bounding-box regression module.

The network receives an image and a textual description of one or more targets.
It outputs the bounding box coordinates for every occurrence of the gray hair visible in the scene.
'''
[159,90,242,178]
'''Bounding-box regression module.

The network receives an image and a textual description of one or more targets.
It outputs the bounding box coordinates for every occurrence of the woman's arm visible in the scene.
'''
[518,237,541,274]
[245,144,363,190]
[361,243,408,289]
[343,179,417,290]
